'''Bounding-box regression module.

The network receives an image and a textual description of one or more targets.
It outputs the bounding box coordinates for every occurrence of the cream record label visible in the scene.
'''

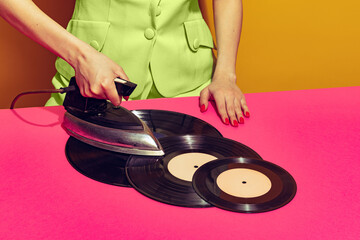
[192,157,297,213]
[167,152,218,182]
[216,168,272,198]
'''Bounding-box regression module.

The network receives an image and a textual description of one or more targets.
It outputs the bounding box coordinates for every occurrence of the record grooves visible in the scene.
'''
[125,136,263,208]
[131,109,222,139]
[65,110,223,187]
[65,137,132,187]
[64,109,296,212]
[192,157,297,213]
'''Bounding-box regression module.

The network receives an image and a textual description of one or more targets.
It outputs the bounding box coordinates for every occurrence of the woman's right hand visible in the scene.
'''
[73,45,130,106]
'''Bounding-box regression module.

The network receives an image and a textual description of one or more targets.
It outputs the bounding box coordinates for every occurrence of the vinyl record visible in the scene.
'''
[192,157,297,213]
[126,135,263,208]
[65,137,132,187]
[64,110,221,187]
[131,109,222,139]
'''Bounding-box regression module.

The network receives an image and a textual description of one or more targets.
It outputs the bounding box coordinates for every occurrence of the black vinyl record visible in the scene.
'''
[192,157,297,213]
[131,109,222,139]
[65,109,222,187]
[65,137,132,187]
[126,135,263,208]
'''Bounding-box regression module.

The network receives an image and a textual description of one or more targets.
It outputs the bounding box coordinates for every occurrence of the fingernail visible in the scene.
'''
[232,120,238,127]
[239,117,245,124]
[124,96,129,101]
[224,118,229,125]
[245,112,250,118]
[200,104,206,112]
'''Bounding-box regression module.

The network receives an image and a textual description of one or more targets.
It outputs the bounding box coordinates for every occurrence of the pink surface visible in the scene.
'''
[1,87,359,239]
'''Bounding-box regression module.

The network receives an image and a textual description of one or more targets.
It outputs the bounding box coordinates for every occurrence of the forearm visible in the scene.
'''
[0,0,90,68]
[213,0,242,77]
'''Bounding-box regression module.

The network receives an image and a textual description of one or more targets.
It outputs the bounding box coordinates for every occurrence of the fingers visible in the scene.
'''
[104,81,122,106]
[76,67,129,106]
[115,68,131,102]
[213,93,230,125]
[74,50,130,105]
[76,75,122,105]
[224,95,238,127]
[229,96,251,126]
[88,83,106,99]
[115,67,130,81]
[76,78,86,97]
[199,88,210,112]
[212,91,250,127]
[241,98,250,118]
[234,98,244,125]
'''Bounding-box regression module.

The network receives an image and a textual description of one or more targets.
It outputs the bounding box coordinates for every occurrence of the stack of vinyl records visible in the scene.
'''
[66,110,296,213]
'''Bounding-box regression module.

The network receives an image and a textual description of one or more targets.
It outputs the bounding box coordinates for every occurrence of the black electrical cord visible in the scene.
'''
[10,85,76,109]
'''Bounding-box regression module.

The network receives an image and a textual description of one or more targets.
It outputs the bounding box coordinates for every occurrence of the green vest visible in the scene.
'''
[54,0,214,99]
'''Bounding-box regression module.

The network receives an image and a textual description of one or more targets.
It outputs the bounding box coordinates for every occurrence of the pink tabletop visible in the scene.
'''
[1,87,359,239]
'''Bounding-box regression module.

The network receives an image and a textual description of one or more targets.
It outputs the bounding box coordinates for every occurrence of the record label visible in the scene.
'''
[216,169,272,198]
[192,157,297,213]
[168,152,218,181]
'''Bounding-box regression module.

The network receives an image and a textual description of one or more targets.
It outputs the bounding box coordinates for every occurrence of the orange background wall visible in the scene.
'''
[0,0,359,109]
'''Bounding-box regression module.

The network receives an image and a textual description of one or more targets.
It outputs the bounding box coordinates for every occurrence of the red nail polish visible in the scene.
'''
[124,96,129,101]
[233,120,238,127]
[224,118,229,125]
[245,112,250,118]
[239,117,244,124]
[200,104,206,112]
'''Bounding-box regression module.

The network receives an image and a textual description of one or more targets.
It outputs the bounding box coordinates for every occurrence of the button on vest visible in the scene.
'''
[193,38,200,51]
[90,40,100,51]
[144,28,156,40]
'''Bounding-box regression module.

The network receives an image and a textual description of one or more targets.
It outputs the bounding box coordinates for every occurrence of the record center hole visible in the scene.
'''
[194,165,199,168]
[242,181,247,184]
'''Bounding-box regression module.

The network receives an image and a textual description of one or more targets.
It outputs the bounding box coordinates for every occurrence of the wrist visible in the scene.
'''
[213,62,237,82]
[214,60,236,76]
[62,37,93,69]
[212,69,237,84]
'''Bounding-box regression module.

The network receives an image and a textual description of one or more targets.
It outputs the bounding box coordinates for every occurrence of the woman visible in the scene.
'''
[0,0,249,126]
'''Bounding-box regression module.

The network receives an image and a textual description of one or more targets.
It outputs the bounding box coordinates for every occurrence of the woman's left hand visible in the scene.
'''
[199,71,250,127]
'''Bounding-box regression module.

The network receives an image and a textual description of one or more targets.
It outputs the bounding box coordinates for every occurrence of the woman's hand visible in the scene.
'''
[200,70,249,127]
[204,0,245,126]
[0,0,129,106]
[73,45,129,106]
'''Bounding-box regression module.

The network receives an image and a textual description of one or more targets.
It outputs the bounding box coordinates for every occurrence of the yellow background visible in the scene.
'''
[0,0,359,108]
